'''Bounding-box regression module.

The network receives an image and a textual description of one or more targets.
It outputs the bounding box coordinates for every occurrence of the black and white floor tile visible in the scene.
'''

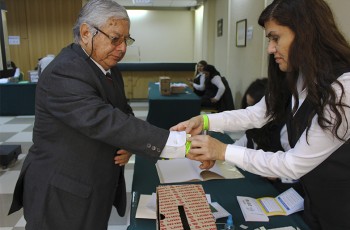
[0,101,148,230]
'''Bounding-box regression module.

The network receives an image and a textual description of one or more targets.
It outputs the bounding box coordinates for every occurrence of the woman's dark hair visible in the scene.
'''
[198,60,207,67]
[202,64,221,79]
[258,0,350,141]
[241,78,268,109]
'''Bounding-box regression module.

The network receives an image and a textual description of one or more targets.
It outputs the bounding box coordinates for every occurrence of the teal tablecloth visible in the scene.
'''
[128,132,310,230]
[0,83,36,115]
[146,82,201,130]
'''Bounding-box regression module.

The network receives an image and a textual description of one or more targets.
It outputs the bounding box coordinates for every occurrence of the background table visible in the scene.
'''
[0,82,36,115]
[146,82,201,129]
[128,132,310,230]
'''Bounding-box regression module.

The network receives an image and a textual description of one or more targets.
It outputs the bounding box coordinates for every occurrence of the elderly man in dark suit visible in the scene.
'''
[7,0,195,229]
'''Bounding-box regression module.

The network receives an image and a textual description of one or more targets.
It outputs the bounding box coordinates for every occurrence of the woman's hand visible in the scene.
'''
[186,135,227,161]
[170,115,204,135]
[114,149,132,166]
[198,160,216,170]
[210,98,219,103]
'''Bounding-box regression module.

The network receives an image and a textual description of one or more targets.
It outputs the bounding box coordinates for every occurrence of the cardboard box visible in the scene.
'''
[156,184,216,230]
[159,76,171,95]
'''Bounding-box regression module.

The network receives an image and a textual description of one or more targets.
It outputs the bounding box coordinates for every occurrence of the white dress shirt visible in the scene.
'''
[192,73,206,91]
[211,75,226,101]
[208,72,350,180]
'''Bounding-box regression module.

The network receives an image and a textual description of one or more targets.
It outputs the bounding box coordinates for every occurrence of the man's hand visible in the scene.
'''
[114,149,132,166]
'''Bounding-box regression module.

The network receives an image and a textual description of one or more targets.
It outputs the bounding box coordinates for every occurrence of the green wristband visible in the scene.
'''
[185,140,191,155]
[202,114,209,131]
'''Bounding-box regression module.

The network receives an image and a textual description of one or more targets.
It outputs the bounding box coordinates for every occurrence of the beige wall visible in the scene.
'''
[123,9,195,63]
[325,0,350,43]
[207,0,265,107]
[205,0,350,108]
[6,2,196,78]
[6,0,350,91]
[194,5,204,62]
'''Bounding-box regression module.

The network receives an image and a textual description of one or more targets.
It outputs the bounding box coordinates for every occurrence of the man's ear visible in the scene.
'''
[80,23,92,44]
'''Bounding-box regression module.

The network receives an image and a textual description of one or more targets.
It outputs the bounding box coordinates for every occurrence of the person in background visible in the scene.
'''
[200,64,226,109]
[236,78,303,196]
[171,0,350,228]
[38,54,55,76]
[241,78,268,109]
[188,60,207,96]
[8,1,188,229]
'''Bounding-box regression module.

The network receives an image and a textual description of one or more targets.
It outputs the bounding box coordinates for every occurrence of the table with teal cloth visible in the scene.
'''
[0,82,36,115]
[128,132,310,230]
[146,82,201,130]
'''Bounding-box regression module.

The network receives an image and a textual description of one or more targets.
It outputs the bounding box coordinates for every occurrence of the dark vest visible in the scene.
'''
[286,92,350,229]
[203,76,219,99]
[246,121,284,152]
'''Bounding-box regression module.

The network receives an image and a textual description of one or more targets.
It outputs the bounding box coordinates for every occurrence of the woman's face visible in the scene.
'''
[197,63,205,72]
[246,94,255,106]
[265,20,295,72]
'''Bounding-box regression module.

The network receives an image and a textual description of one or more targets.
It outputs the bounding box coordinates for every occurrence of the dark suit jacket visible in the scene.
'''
[9,44,169,230]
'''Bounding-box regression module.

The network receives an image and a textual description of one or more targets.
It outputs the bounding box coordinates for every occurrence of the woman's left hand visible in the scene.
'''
[210,98,219,103]
[186,135,227,162]
[198,160,216,170]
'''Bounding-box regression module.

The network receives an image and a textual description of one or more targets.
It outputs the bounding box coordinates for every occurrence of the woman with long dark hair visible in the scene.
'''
[172,0,350,228]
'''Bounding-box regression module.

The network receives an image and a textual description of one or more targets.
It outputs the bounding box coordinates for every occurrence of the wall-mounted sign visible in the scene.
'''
[9,36,20,45]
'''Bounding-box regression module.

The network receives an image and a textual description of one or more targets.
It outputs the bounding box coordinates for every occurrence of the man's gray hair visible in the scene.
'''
[73,0,130,44]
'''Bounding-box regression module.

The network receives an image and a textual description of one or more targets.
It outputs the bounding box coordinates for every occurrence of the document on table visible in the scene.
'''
[156,158,244,184]
[135,194,156,219]
[237,188,304,222]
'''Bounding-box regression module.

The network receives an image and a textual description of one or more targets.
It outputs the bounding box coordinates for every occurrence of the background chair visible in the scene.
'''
[217,76,235,112]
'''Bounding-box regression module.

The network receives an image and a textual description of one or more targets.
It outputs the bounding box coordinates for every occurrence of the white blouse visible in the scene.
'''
[208,72,350,180]
[192,73,206,91]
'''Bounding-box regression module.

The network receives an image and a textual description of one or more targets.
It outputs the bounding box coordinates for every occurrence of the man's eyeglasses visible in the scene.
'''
[93,26,135,46]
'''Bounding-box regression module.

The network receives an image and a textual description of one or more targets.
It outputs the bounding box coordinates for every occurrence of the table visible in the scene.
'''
[146,82,201,130]
[0,82,36,115]
[128,132,310,230]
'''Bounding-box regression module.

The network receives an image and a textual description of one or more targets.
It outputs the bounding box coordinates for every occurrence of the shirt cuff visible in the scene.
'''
[160,131,187,159]
[225,144,246,168]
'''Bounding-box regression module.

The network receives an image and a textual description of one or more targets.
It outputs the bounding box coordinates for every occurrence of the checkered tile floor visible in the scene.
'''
[0,101,149,230]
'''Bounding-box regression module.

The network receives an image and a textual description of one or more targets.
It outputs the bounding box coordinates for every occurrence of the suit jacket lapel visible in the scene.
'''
[71,44,119,107]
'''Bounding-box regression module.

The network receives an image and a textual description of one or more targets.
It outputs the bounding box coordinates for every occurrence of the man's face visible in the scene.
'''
[83,18,131,70]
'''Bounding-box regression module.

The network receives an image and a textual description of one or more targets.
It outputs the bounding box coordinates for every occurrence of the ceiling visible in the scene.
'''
[115,0,204,10]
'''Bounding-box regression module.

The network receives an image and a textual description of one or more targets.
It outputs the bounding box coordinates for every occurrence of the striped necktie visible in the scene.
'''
[106,72,113,84]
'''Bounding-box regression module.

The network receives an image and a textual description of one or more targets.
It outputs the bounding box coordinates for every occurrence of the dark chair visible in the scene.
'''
[217,76,235,112]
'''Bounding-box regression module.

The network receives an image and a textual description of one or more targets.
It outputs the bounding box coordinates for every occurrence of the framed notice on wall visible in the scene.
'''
[236,19,247,47]
[217,18,223,37]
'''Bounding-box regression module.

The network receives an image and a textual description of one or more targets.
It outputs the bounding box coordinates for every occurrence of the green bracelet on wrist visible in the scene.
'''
[202,114,209,131]
[185,140,191,155]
